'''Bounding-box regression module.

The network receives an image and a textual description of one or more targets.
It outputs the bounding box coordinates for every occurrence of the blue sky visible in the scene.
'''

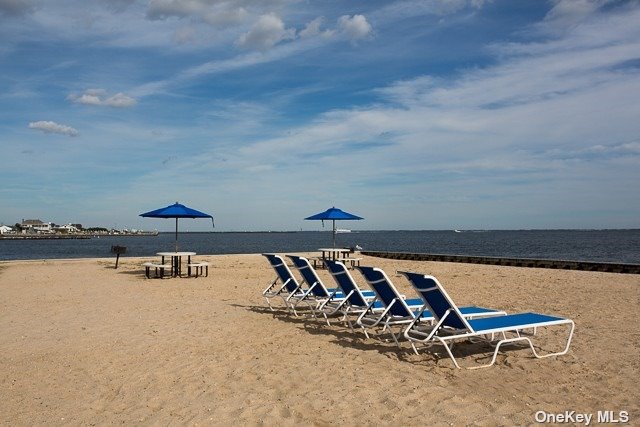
[1,0,639,231]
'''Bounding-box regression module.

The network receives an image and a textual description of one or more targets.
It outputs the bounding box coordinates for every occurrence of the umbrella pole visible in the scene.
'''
[175,218,178,252]
[332,219,336,248]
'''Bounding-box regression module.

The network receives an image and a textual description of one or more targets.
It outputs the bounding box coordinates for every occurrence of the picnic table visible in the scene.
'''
[313,248,362,269]
[157,251,196,277]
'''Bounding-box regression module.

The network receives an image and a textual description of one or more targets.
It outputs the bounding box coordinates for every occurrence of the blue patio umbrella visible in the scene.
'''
[305,207,363,248]
[140,202,214,251]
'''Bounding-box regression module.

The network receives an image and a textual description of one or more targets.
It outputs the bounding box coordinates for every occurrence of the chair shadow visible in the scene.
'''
[231,302,536,367]
[231,303,424,361]
[408,334,534,368]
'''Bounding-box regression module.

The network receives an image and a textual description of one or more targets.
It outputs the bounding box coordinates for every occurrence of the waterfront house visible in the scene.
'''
[21,219,52,233]
[0,225,12,234]
[55,224,80,233]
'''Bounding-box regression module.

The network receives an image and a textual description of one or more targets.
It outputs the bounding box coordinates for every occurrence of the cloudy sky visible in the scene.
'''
[1,0,639,231]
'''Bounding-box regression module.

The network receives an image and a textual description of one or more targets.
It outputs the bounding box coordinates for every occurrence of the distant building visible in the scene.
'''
[55,224,80,233]
[0,225,12,234]
[21,219,52,233]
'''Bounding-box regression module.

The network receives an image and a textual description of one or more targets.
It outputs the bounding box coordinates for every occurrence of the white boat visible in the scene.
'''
[335,228,351,233]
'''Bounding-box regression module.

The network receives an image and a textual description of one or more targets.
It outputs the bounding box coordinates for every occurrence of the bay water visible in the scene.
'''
[1,229,639,264]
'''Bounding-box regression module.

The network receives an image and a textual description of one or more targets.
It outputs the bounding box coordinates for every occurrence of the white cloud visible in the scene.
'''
[147,0,249,29]
[542,0,602,31]
[299,17,328,39]
[131,12,372,96]
[74,94,102,106]
[370,0,484,23]
[84,88,107,96]
[104,92,137,107]
[235,13,295,51]
[146,0,207,20]
[202,6,248,27]
[28,120,79,137]
[131,40,311,96]
[337,14,372,43]
[67,89,137,108]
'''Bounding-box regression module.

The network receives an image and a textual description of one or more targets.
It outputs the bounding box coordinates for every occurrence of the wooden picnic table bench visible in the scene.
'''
[312,256,362,269]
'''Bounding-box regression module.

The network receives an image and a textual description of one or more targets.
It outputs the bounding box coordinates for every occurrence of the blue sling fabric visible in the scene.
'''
[400,271,467,330]
[288,255,331,298]
[263,253,300,293]
[468,312,565,333]
[357,266,415,317]
[324,259,370,307]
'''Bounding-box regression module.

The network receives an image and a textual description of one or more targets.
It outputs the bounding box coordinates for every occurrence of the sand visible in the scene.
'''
[1,253,638,425]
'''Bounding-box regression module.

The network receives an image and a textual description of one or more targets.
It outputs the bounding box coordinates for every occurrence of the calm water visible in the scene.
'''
[1,230,639,263]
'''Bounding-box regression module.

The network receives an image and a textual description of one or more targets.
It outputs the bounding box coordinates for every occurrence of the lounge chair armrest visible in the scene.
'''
[357,299,397,328]
[287,281,315,301]
[317,288,340,310]
[262,278,279,294]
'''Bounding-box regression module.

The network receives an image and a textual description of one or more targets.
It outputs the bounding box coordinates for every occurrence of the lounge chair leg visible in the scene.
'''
[265,297,274,311]
[339,313,352,330]
[437,336,528,369]
[410,342,420,356]
[436,337,463,369]
[440,322,575,369]
[361,326,370,339]
[527,321,575,359]
[468,337,530,369]
[389,327,401,347]
[323,313,331,326]
[345,317,354,332]
[290,298,311,317]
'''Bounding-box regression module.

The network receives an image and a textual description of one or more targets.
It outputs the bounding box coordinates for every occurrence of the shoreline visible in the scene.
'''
[2,252,639,275]
[0,232,158,240]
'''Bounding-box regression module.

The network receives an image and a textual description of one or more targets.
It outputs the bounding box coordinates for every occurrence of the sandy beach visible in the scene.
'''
[1,253,638,425]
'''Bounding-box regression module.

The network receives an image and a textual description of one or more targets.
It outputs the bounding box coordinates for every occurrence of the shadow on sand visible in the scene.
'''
[232,302,533,368]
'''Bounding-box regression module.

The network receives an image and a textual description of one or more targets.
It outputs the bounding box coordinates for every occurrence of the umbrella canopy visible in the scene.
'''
[140,202,214,251]
[305,207,363,248]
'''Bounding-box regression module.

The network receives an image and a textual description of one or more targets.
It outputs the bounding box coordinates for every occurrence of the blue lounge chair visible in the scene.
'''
[357,266,504,347]
[399,271,575,369]
[322,259,381,330]
[355,266,444,346]
[286,255,348,317]
[262,253,307,312]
